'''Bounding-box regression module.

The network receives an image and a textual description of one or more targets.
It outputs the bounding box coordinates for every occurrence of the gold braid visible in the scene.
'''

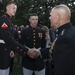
[49,38,57,61]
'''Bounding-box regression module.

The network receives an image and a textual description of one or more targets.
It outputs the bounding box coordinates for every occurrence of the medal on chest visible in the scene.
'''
[38,33,42,38]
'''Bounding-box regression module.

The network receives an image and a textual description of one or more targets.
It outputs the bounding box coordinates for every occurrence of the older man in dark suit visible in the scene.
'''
[49,4,75,75]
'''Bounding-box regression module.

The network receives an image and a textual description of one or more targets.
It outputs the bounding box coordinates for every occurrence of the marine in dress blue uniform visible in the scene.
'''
[0,2,29,75]
[52,22,75,75]
[49,4,75,75]
[19,13,49,75]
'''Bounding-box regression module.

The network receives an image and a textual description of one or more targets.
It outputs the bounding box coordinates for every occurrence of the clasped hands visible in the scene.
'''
[27,48,40,58]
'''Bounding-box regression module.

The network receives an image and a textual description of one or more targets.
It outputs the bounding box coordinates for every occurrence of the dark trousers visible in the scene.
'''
[45,60,53,75]
[10,58,14,73]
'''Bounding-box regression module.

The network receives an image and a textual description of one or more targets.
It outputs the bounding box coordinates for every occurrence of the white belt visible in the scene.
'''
[0,39,5,44]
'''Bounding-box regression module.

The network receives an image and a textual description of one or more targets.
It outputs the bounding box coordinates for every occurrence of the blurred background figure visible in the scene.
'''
[42,26,52,75]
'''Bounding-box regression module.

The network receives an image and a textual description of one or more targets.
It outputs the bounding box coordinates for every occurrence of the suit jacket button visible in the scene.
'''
[5,49,6,50]
[20,49,22,51]
[17,47,19,49]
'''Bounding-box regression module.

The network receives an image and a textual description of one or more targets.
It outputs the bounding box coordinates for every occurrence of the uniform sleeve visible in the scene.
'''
[18,29,25,45]
[40,48,50,59]
[41,30,46,48]
[40,30,50,59]
[0,17,28,56]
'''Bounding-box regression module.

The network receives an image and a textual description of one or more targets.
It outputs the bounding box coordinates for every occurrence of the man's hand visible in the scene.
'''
[10,51,15,58]
[27,48,40,58]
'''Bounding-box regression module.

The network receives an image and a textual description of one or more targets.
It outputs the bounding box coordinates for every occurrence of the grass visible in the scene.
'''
[10,55,23,75]
[10,64,23,75]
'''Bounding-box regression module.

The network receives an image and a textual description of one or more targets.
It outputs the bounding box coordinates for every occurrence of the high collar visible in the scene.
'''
[55,22,72,36]
[4,13,11,20]
[29,25,38,29]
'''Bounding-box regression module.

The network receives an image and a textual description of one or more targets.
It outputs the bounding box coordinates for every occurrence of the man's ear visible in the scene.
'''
[57,13,63,21]
[6,5,9,11]
[29,19,30,22]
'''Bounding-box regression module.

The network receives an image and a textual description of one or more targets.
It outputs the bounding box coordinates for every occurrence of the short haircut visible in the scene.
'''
[6,1,17,6]
[28,13,38,18]
[53,4,71,18]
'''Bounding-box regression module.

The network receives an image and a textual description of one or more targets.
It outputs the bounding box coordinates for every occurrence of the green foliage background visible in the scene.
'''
[0,0,75,27]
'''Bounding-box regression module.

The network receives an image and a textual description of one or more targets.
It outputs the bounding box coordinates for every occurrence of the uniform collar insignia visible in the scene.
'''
[61,29,65,35]
[56,22,72,36]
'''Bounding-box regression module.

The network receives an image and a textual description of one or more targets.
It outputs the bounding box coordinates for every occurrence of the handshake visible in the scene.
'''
[27,48,41,58]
